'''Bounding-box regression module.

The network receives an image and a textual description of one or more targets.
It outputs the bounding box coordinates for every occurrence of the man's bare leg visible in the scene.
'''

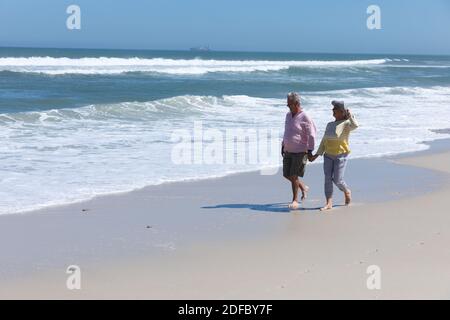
[286,177,309,200]
[288,176,299,209]
[298,179,309,200]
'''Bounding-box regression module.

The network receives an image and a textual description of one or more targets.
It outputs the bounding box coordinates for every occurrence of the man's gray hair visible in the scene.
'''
[287,92,301,105]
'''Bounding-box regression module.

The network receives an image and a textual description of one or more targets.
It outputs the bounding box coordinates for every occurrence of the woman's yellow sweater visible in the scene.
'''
[317,115,359,156]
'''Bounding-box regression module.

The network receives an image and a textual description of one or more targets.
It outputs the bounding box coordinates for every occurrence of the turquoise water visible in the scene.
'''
[1,47,450,213]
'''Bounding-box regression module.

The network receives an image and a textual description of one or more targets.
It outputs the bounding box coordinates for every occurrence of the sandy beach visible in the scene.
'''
[0,138,449,299]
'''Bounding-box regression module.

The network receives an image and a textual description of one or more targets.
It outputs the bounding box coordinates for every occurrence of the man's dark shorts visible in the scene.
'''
[283,152,308,178]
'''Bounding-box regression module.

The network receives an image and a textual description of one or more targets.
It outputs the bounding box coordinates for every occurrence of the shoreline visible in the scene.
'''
[8,134,450,217]
[0,138,449,298]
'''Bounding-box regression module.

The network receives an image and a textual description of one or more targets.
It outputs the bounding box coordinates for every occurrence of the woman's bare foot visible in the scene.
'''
[320,199,333,211]
[320,204,333,211]
[301,185,310,200]
[288,201,299,209]
[345,190,352,205]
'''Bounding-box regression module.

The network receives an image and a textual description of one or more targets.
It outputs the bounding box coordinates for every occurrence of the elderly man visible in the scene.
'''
[282,92,317,209]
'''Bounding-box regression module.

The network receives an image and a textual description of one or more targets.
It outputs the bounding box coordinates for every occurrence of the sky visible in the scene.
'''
[1,0,450,55]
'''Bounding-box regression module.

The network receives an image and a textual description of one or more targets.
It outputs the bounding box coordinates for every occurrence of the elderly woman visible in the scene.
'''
[311,100,359,211]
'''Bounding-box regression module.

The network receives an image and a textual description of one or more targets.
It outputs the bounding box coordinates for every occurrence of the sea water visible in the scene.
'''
[1,47,450,214]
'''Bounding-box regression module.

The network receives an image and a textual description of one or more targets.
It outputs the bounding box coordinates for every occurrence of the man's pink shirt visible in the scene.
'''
[282,111,317,153]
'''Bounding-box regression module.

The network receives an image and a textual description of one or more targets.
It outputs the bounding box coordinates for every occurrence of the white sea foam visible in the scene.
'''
[1,86,450,214]
[0,56,388,75]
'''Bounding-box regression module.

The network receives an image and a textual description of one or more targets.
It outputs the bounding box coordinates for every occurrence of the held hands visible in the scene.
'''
[308,154,319,162]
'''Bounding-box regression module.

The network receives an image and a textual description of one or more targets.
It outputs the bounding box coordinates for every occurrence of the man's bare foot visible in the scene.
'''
[288,201,299,210]
[301,185,310,200]
[345,190,352,205]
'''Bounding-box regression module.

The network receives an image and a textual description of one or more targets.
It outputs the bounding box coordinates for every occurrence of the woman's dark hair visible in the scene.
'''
[332,100,349,120]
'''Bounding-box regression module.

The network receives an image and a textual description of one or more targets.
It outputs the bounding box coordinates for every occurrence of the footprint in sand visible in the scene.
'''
[367,248,379,255]
[346,260,365,267]
[408,241,425,247]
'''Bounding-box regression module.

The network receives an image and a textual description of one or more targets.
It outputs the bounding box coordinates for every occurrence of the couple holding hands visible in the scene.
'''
[281,92,359,211]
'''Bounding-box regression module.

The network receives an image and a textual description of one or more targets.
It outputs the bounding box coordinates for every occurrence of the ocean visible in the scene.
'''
[1,47,450,214]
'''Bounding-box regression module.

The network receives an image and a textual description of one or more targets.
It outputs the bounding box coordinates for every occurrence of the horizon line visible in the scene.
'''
[1,45,450,58]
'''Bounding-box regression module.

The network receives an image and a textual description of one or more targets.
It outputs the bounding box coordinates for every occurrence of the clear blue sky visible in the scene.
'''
[1,0,449,54]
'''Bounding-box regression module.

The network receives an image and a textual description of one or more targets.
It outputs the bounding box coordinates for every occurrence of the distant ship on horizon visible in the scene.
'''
[190,45,211,52]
